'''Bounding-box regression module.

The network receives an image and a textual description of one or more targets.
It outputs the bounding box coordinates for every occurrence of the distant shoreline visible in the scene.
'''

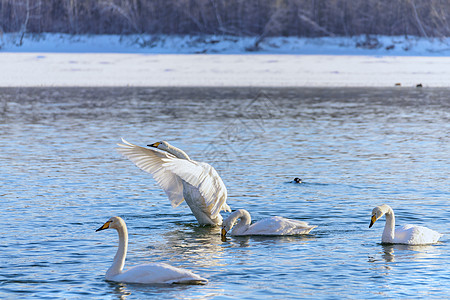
[1,34,449,88]
[1,52,450,88]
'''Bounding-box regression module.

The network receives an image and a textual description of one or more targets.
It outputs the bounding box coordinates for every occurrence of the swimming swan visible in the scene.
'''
[116,139,230,225]
[369,204,442,245]
[221,209,317,236]
[96,216,208,284]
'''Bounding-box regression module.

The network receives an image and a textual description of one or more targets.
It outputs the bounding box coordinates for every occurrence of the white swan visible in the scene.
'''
[221,209,317,236]
[369,204,443,245]
[116,139,230,225]
[96,216,208,284]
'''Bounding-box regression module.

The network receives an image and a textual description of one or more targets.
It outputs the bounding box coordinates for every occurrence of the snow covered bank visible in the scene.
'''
[1,33,450,56]
[1,34,450,87]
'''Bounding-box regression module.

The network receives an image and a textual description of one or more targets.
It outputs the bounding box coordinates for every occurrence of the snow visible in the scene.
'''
[1,33,450,87]
[2,33,450,55]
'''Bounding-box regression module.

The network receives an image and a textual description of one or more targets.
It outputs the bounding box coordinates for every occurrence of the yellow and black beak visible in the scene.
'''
[148,142,160,148]
[96,221,111,232]
[369,215,377,228]
[221,228,228,242]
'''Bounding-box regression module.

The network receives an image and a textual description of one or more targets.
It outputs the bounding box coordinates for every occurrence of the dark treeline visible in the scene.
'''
[1,0,449,38]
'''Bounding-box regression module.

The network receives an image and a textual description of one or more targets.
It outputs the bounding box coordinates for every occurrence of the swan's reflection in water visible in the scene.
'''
[380,243,442,263]
[368,242,443,265]
[367,243,444,288]
[107,280,212,300]
[108,281,130,300]
[159,224,227,267]
[223,234,318,248]
[142,221,318,270]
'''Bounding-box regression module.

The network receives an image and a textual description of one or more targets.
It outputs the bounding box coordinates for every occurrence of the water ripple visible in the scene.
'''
[0,87,448,299]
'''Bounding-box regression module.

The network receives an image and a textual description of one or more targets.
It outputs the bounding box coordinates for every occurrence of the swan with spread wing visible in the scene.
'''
[116,139,230,225]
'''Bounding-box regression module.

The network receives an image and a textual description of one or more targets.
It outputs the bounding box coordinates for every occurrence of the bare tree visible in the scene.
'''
[1,0,450,38]
[98,0,141,33]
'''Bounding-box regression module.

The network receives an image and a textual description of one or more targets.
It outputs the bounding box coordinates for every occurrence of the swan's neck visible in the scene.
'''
[229,209,252,235]
[106,225,128,278]
[165,144,191,160]
[382,209,395,243]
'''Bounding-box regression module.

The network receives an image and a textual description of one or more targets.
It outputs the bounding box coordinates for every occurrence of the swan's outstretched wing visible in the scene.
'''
[162,159,230,218]
[116,139,185,208]
[117,139,230,219]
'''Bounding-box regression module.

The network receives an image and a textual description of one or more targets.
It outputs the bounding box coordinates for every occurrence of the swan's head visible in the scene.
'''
[148,141,170,151]
[369,204,391,228]
[221,224,230,237]
[96,216,125,232]
[221,218,236,237]
[293,177,302,183]
[221,209,250,237]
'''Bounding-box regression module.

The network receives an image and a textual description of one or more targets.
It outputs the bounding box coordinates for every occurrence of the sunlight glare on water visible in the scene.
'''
[0,87,449,299]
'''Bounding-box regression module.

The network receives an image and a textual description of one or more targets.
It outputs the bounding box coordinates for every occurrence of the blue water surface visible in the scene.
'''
[0,87,449,299]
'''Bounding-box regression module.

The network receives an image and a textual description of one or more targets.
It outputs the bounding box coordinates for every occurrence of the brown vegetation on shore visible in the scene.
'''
[1,0,449,39]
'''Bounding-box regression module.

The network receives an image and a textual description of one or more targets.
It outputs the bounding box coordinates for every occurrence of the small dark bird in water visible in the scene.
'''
[416,83,423,88]
[293,178,302,184]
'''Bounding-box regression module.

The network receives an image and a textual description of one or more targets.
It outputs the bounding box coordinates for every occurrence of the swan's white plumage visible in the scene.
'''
[96,216,208,285]
[162,159,227,215]
[109,262,206,284]
[116,139,230,225]
[369,204,442,245]
[222,209,317,236]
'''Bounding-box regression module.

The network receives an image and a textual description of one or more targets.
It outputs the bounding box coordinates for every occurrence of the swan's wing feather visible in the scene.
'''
[197,162,230,215]
[395,224,442,244]
[246,217,317,235]
[116,263,207,284]
[116,139,185,208]
[162,159,229,218]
